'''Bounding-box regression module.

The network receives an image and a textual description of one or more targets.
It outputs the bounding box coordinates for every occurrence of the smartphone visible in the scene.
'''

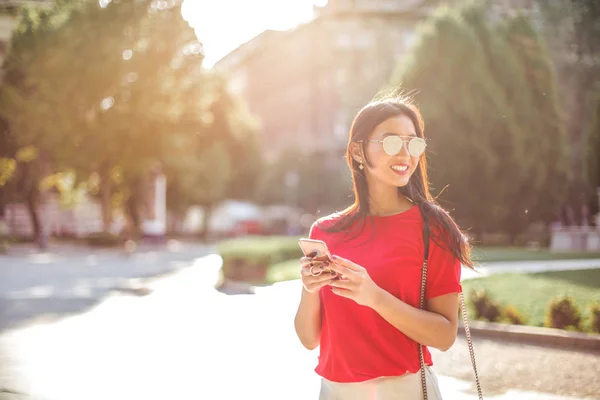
[298,238,334,274]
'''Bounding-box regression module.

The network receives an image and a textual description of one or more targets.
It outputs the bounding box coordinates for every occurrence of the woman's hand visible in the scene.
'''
[300,256,338,294]
[327,255,383,308]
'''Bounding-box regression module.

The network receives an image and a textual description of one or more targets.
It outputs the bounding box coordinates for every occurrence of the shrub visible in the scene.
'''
[85,231,121,247]
[217,236,304,283]
[544,296,582,331]
[502,305,528,325]
[589,302,600,334]
[470,289,502,322]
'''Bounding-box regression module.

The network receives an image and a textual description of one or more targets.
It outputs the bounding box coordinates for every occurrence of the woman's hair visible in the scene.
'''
[319,97,474,268]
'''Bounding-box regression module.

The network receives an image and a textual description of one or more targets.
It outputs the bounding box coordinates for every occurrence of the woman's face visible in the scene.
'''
[357,114,421,188]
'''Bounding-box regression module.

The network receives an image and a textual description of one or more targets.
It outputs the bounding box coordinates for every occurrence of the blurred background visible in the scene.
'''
[0,0,599,399]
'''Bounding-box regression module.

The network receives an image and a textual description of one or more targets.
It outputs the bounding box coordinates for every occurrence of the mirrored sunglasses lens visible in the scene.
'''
[382,136,403,155]
[408,138,426,157]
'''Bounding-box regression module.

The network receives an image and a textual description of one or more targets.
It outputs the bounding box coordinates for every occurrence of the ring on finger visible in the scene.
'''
[309,265,322,276]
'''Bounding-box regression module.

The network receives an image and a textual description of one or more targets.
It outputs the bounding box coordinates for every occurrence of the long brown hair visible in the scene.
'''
[319,98,474,268]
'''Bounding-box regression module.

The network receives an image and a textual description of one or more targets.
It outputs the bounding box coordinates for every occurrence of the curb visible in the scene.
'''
[459,320,600,351]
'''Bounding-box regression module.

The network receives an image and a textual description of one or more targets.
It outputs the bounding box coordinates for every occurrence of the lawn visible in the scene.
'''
[461,268,600,330]
[265,245,600,284]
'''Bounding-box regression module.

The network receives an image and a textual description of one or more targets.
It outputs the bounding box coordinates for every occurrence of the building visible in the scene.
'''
[214,0,446,161]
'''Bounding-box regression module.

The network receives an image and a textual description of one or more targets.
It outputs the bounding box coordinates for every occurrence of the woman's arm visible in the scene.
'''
[294,257,338,350]
[371,290,459,351]
[294,287,322,350]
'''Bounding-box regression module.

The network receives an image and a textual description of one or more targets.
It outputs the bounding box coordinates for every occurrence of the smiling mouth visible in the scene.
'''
[391,165,409,172]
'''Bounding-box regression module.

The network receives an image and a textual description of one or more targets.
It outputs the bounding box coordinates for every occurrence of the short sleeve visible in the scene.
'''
[309,221,321,240]
[424,237,462,300]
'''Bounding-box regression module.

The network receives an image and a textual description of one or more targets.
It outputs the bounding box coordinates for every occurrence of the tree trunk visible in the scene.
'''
[124,186,141,240]
[99,172,112,232]
[25,190,41,242]
[200,204,212,241]
[126,192,140,229]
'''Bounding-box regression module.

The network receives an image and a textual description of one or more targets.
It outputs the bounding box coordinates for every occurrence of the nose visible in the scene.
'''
[398,140,411,157]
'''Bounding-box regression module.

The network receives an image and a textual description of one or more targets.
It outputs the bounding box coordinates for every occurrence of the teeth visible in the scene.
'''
[391,165,408,172]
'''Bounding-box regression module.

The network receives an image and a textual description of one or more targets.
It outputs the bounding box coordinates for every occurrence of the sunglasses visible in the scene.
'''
[358,135,427,157]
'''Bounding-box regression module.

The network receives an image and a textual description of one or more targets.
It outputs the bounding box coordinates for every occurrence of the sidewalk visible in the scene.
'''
[0,255,597,400]
[462,258,600,280]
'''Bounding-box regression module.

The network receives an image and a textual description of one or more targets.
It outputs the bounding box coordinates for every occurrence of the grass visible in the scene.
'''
[472,246,600,262]
[217,235,303,264]
[461,268,600,330]
[266,258,302,284]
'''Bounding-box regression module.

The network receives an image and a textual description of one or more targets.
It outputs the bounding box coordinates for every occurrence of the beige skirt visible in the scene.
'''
[318,366,443,400]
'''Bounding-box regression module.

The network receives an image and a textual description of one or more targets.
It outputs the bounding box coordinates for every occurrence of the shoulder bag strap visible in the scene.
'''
[418,207,483,400]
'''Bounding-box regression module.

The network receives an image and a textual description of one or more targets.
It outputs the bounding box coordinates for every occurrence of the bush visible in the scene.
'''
[544,296,582,331]
[470,289,502,322]
[217,236,304,283]
[502,305,528,325]
[85,231,121,247]
[0,239,8,254]
[589,302,600,334]
[0,234,34,244]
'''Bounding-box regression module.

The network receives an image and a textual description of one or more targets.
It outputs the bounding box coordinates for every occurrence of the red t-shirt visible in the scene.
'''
[310,205,462,383]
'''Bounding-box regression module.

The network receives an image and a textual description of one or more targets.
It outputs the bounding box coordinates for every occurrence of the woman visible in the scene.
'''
[294,98,474,400]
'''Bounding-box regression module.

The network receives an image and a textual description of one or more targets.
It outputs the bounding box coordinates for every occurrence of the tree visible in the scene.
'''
[498,12,570,233]
[1,0,263,240]
[0,3,73,242]
[390,3,568,238]
[586,94,600,221]
[24,0,206,231]
[538,0,600,220]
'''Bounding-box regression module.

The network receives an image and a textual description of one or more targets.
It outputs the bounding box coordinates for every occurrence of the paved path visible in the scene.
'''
[0,241,214,333]
[0,255,597,400]
[462,258,600,280]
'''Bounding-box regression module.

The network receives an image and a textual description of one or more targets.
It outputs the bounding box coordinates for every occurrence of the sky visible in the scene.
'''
[182,0,328,68]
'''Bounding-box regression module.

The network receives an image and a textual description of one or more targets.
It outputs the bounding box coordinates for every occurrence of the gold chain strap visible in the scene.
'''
[418,259,429,400]
[419,257,484,399]
[459,291,484,399]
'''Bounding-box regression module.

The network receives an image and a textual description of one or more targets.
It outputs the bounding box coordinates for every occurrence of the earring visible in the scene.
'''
[359,163,364,170]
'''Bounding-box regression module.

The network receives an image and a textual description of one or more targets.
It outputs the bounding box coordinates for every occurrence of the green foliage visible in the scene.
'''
[502,305,528,325]
[499,13,570,228]
[0,158,16,187]
[266,258,302,284]
[538,0,600,210]
[217,236,304,283]
[589,302,600,334]
[0,0,262,235]
[85,231,121,247]
[469,288,502,322]
[391,3,568,236]
[585,94,600,207]
[217,236,303,264]
[545,295,582,331]
[461,269,600,329]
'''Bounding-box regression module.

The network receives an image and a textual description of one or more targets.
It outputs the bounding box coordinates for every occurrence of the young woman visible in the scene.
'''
[294,98,474,399]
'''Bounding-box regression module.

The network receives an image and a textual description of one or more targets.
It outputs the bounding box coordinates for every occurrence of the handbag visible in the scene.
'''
[418,207,484,400]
